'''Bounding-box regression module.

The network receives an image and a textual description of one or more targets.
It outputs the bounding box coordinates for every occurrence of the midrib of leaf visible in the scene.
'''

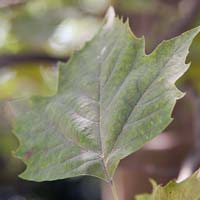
[97,24,156,178]
[97,24,128,181]
[98,33,118,182]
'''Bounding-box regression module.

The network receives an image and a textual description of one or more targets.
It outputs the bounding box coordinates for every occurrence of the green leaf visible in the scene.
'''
[13,8,200,182]
[136,172,200,200]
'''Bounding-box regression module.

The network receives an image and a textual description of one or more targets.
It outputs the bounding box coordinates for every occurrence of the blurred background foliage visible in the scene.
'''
[0,0,200,199]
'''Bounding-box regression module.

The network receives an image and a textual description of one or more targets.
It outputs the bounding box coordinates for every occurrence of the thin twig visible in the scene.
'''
[109,180,119,200]
[0,53,69,67]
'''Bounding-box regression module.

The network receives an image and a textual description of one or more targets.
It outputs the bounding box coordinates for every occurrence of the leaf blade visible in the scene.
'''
[13,14,200,181]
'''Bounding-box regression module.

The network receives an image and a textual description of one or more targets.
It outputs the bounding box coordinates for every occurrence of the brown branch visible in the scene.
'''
[0,53,69,67]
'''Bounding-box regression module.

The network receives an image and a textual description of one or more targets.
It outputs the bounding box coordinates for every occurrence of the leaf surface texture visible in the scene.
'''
[14,15,200,181]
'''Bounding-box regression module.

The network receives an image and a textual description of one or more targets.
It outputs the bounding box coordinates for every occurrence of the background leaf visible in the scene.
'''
[136,172,200,200]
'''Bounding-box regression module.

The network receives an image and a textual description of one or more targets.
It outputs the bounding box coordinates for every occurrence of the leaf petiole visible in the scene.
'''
[109,179,119,200]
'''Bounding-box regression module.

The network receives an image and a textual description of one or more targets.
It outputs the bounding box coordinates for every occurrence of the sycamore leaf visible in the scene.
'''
[13,8,200,182]
[136,172,200,200]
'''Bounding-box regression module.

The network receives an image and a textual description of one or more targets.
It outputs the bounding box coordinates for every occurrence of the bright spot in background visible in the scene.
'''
[79,0,110,14]
[0,18,10,48]
[0,68,16,85]
[49,19,75,50]
[48,18,101,54]
[25,0,48,16]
